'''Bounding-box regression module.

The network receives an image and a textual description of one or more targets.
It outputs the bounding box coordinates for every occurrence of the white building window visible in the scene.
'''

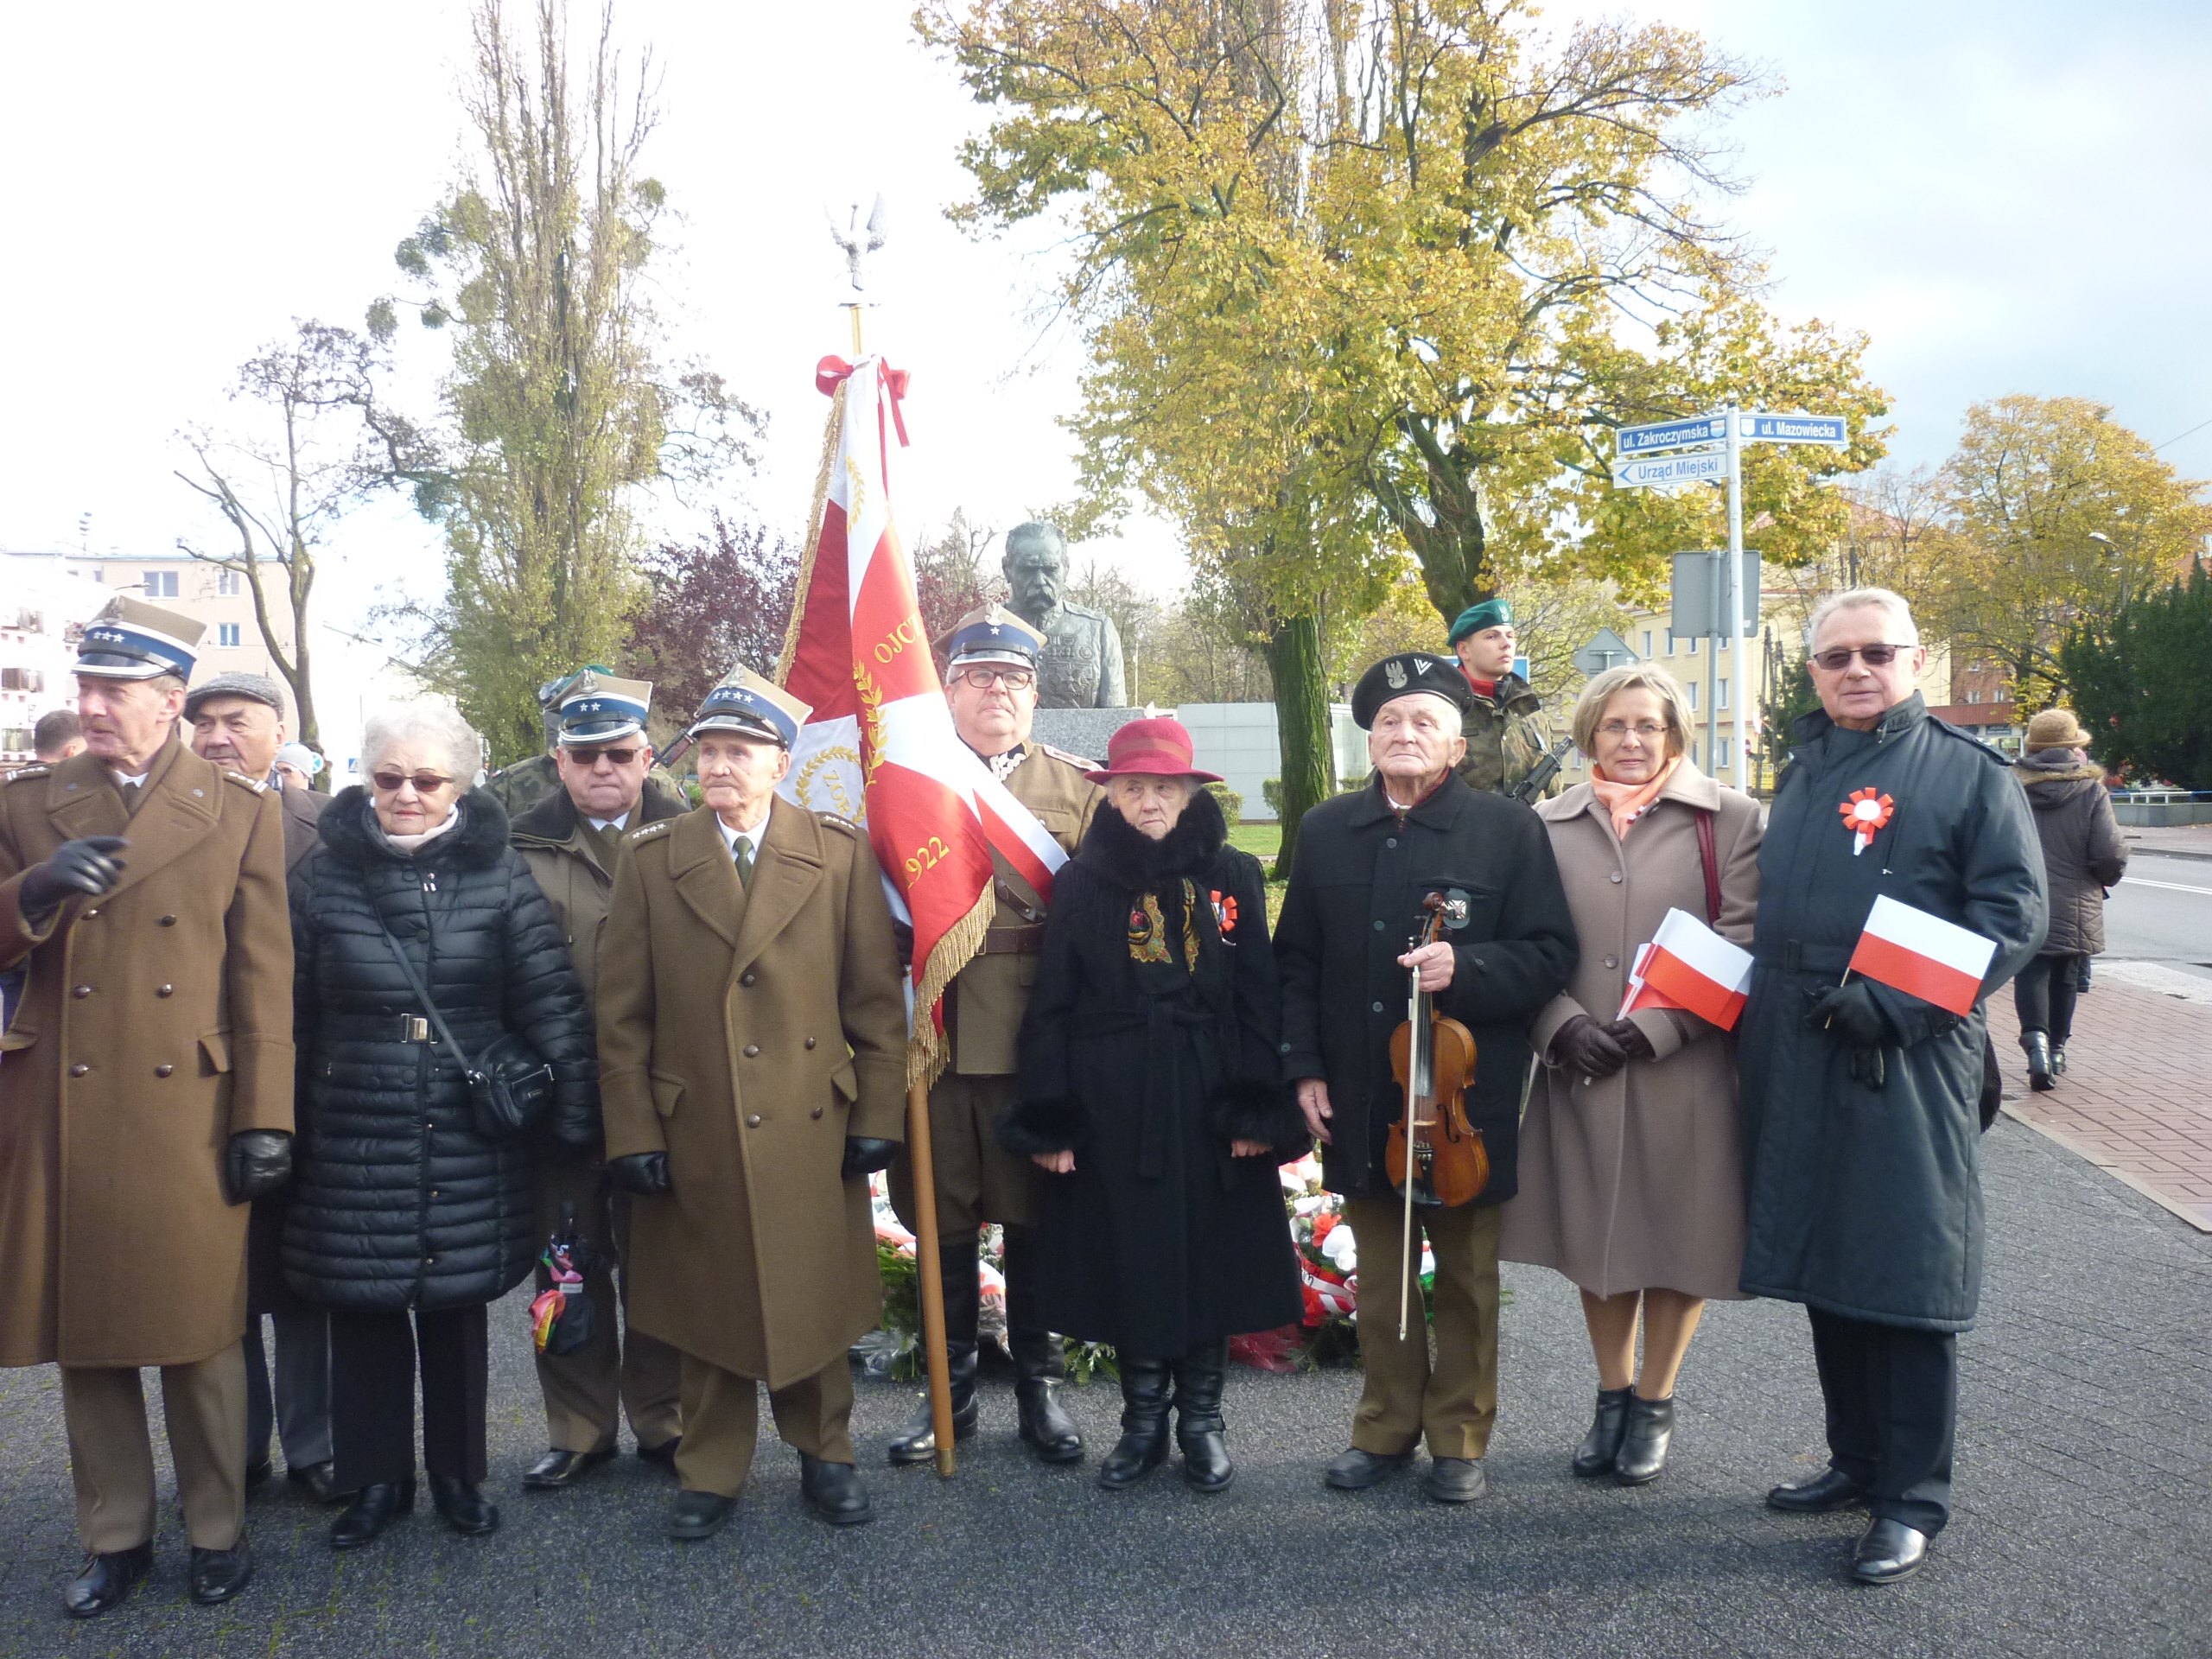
[1642,630,1654,658]
[217,570,242,596]
[143,570,179,598]
[1718,677,1730,709]
[218,623,242,648]
[1666,632,1677,657]
[1718,737,1732,771]
[1688,635,1699,655]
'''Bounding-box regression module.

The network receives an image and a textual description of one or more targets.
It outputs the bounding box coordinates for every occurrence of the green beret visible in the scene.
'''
[1446,598,1514,645]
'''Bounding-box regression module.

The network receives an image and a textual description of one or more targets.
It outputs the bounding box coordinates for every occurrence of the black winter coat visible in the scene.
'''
[1275,772,1577,1203]
[283,788,596,1313]
[1738,696,2046,1332]
[1002,790,1305,1355]
[2013,750,2126,957]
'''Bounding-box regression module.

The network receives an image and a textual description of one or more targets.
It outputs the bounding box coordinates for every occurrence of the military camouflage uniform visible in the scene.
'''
[1454,673,1562,800]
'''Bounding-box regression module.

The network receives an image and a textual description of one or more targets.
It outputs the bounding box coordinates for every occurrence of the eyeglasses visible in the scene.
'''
[1595,721,1669,741]
[371,770,455,794]
[1810,644,1909,672]
[568,747,643,766]
[953,666,1036,691]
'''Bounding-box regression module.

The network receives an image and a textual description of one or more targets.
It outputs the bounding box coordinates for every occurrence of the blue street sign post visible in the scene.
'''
[1614,414,1731,455]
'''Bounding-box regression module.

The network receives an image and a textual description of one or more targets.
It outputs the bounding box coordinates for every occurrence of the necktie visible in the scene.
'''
[733,835,753,889]
[118,781,142,814]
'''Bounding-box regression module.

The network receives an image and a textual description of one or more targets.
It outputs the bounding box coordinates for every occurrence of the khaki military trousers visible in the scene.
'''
[673,1352,854,1499]
[62,1343,247,1553]
[532,1158,683,1454]
[888,1071,1037,1236]
[1344,1195,1503,1462]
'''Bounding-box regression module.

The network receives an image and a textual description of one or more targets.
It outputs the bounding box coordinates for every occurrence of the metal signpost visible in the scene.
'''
[1613,404,1849,778]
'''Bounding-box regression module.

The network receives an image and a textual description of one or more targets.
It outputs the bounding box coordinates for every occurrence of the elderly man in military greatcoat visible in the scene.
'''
[0,598,295,1616]
[883,605,1099,1466]
[597,669,908,1540]
[510,671,688,1491]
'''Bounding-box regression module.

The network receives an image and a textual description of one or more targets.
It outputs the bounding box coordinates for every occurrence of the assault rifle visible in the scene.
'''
[1509,738,1578,805]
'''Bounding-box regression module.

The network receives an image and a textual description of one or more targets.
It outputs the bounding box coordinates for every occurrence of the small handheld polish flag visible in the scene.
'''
[1847,895,1999,1018]
[1619,908,1754,1030]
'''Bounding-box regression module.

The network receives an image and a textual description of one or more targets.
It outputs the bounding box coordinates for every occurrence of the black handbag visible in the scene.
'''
[372,914,554,1141]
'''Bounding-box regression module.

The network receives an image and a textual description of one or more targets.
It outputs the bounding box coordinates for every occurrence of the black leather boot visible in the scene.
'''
[427,1472,499,1536]
[1573,1388,1632,1478]
[2024,1027,2056,1091]
[1172,1339,1233,1492]
[1097,1357,1173,1490]
[1003,1226,1083,1463]
[1613,1393,1675,1485]
[887,1241,981,1465]
[329,1477,416,1549]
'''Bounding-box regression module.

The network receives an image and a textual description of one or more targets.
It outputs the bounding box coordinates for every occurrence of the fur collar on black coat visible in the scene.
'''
[1075,783,1228,891]
[318,785,512,868]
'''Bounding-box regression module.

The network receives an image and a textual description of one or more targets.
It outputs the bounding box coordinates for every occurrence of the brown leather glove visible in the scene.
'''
[1553,1014,1628,1081]
[1603,1017,1657,1063]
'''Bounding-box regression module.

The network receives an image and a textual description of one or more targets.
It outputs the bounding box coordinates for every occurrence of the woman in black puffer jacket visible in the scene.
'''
[285,700,594,1549]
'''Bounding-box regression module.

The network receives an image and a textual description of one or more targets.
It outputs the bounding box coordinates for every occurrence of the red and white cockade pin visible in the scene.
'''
[1839,787,1894,856]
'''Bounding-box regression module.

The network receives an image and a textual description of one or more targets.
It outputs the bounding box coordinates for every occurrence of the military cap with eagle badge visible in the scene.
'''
[1350,650,1476,729]
[74,594,206,682]
[556,671,654,746]
[937,602,1046,671]
[684,664,813,749]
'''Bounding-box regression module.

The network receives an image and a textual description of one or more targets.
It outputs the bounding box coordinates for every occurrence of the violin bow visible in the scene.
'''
[1398,920,1424,1342]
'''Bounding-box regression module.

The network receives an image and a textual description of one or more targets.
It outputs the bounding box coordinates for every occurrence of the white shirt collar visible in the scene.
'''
[111,768,149,790]
[716,817,762,859]
[585,810,631,833]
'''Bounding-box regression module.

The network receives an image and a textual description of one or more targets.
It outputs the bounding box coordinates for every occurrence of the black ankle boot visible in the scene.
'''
[1573,1388,1632,1477]
[887,1240,981,1465]
[1004,1226,1084,1463]
[1097,1357,1173,1490]
[1172,1338,1233,1492]
[1613,1394,1675,1485]
[428,1472,499,1535]
[2024,1028,2055,1091]
[329,1477,416,1549]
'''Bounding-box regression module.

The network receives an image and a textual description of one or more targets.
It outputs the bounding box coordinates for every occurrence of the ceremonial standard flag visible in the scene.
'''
[776,355,1068,1082]
[1619,907,1753,1030]
[1847,894,1999,1018]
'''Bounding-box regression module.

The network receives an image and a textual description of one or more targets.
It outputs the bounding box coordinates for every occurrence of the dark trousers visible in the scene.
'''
[329,1305,490,1491]
[245,1310,333,1470]
[2013,954,2087,1046]
[1807,1307,1956,1535]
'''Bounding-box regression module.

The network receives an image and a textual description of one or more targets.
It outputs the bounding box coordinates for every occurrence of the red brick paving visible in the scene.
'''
[1988,964,2212,1230]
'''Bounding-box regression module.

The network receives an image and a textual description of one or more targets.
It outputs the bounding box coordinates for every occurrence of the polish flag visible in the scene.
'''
[1620,907,1754,1030]
[1847,895,1999,1017]
[776,356,1067,1084]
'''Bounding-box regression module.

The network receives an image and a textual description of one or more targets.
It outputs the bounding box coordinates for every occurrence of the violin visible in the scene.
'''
[1383,890,1490,1336]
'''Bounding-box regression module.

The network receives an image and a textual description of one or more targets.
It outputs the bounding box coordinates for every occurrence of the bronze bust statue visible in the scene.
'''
[1001,522,1128,709]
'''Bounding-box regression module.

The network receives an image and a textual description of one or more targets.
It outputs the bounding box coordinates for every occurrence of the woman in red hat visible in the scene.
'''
[999,718,1305,1493]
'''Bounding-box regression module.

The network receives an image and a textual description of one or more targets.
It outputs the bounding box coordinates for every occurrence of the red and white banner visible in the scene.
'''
[1619,907,1753,1030]
[776,356,1067,1082]
[1847,894,1998,1017]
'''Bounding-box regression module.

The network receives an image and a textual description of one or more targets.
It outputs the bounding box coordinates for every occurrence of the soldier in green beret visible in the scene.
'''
[1446,599,1561,802]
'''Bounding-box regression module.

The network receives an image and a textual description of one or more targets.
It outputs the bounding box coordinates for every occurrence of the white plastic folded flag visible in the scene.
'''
[1847,895,1999,1018]
[1620,907,1753,1030]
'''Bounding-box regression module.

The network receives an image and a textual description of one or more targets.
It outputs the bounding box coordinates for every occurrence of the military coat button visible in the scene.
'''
[811,1107,824,1120]
[73,985,92,998]
[159,914,177,926]
[1604,956,1618,970]
[83,908,99,918]
[741,971,757,987]
[743,1044,760,1058]
[804,1037,817,1050]
[747,1114,762,1128]
[156,1064,174,1077]
[68,1063,89,1077]
[156,984,174,997]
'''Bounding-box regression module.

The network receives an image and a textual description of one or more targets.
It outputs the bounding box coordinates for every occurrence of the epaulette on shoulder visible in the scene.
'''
[814,810,863,837]
[1039,743,1100,772]
[222,769,270,794]
[625,819,674,843]
[1928,717,2010,761]
[4,765,50,785]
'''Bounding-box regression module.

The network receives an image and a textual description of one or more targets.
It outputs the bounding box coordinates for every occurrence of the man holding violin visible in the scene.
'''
[1276,652,1576,1503]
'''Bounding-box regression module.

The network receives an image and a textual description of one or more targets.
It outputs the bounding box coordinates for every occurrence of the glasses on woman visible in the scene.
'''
[1595,721,1669,741]
[371,770,455,795]
[954,665,1037,690]
[1810,643,1907,671]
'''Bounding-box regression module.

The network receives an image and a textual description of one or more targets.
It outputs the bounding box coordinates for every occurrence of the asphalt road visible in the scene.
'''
[2,1117,2206,1657]
[2105,853,2212,980]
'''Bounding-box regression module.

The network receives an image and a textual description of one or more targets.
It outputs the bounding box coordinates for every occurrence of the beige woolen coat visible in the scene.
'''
[1500,763,1761,1301]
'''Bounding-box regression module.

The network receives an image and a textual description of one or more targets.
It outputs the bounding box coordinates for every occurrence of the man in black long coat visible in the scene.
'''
[1741,588,2045,1585]
[1277,652,1576,1504]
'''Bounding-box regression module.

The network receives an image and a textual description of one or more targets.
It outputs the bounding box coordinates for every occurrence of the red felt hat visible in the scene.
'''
[1084,717,1223,785]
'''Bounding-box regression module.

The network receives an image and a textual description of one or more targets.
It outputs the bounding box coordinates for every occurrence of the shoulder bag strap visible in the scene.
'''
[372,911,478,1072]
[1694,807,1721,926]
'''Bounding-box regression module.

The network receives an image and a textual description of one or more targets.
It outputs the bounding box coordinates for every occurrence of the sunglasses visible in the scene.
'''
[567,747,644,766]
[954,666,1036,690]
[371,770,456,794]
[1809,643,1909,672]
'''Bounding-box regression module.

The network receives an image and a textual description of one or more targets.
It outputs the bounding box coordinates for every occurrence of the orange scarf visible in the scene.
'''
[1589,756,1681,842]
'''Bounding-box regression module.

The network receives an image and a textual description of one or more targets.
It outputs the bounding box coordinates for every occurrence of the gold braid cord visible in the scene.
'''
[775,382,848,687]
[906,883,994,1090]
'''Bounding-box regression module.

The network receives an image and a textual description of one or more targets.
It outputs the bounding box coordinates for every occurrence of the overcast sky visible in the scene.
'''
[2,0,2204,625]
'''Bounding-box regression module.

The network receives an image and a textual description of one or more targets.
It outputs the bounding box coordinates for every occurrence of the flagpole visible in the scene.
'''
[904,1077,958,1476]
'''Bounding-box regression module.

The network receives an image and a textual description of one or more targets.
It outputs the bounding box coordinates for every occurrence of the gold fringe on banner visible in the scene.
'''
[905,884,994,1090]
[776,380,848,688]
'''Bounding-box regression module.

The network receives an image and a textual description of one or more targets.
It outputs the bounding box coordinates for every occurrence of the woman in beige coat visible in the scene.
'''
[1502,664,1760,1486]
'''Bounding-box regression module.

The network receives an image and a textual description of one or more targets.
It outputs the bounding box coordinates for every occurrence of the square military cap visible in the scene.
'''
[938,602,1045,671]
[75,595,205,682]
[557,671,653,745]
[686,664,812,748]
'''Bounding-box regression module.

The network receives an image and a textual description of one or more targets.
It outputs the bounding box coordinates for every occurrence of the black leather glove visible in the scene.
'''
[224,1130,292,1205]
[1808,981,1891,1047]
[607,1151,671,1196]
[890,919,915,973]
[841,1136,899,1180]
[18,836,128,922]
[1553,1014,1628,1081]
[1602,1017,1657,1063]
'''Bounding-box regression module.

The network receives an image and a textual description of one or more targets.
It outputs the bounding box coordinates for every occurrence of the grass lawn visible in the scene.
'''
[1226,823,1281,860]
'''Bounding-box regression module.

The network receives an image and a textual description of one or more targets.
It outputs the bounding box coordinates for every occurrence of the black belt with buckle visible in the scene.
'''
[981,926,1045,956]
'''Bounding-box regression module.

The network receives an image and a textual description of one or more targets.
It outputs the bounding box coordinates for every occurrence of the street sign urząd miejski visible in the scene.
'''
[1612,450,1726,490]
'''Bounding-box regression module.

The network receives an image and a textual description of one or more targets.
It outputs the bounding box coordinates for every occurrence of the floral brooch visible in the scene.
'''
[1840,787,1895,856]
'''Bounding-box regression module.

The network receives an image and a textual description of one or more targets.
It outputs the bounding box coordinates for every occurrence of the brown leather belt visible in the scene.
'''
[981,925,1045,955]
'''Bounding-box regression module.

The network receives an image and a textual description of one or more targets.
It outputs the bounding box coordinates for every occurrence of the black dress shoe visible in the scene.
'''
[1614,1394,1675,1485]
[1767,1466,1870,1514]
[329,1478,416,1549]
[62,1542,152,1618]
[669,1489,736,1541]
[1421,1457,1488,1503]
[428,1472,499,1535]
[1851,1516,1929,1584]
[523,1447,616,1490]
[245,1454,274,1490]
[1325,1446,1414,1490]
[1573,1388,1632,1478]
[637,1436,681,1471]
[288,1460,346,1504]
[799,1453,874,1526]
[188,1536,252,1605]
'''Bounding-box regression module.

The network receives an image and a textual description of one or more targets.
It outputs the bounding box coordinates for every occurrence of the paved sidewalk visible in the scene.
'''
[2120,823,2212,862]
[1990,961,2212,1230]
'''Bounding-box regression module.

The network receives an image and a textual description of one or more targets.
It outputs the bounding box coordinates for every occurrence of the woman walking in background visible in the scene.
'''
[2012,708,2126,1090]
[1503,665,1761,1485]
